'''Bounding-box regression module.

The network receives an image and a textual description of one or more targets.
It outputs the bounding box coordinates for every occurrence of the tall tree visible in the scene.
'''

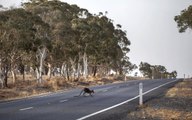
[139,62,152,78]
[23,0,132,80]
[23,0,83,80]
[0,8,50,86]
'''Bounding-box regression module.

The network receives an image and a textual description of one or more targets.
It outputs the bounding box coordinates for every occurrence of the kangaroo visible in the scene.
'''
[79,87,94,97]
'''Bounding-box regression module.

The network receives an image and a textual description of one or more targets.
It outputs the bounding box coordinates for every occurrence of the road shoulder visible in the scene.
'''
[124,79,192,120]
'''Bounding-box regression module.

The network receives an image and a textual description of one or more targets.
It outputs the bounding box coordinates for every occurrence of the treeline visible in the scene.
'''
[139,62,177,79]
[0,0,136,87]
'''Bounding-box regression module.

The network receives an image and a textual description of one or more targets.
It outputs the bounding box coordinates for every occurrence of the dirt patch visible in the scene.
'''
[125,79,192,120]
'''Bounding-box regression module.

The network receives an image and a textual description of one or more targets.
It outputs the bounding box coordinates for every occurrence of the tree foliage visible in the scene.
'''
[0,0,134,87]
[0,8,50,86]
[139,62,177,79]
[175,5,192,32]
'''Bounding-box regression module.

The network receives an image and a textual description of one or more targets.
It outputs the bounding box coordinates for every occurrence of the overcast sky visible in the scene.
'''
[1,0,192,78]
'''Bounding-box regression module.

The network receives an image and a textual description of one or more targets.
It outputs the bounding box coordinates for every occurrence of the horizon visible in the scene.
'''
[0,0,192,78]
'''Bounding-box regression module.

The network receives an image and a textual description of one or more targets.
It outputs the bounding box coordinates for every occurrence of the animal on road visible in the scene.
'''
[79,87,94,97]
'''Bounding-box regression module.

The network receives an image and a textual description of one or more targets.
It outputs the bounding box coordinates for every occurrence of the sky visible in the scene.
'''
[0,0,192,78]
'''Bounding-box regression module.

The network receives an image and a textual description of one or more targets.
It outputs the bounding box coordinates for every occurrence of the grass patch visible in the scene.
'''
[126,79,192,120]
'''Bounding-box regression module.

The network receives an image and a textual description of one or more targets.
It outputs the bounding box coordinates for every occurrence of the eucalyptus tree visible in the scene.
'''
[23,0,80,79]
[82,13,132,77]
[24,0,112,80]
[139,62,178,79]
[153,65,167,79]
[71,10,108,79]
[83,15,104,77]
[170,70,177,78]
[109,24,131,75]
[139,62,152,78]
[23,0,132,80]
[175,5,192,33]
[90,15,117,76]
[90,16,132,76]
[0,8,50,85]
[73,14,112,77]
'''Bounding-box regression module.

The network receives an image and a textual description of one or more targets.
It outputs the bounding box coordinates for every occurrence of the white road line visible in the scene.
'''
[60,99,68,103]
[143,79,178,95]
[20,107,33,111]
[76,79,179,120]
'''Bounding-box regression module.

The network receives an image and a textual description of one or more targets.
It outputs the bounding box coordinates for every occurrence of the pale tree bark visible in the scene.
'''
[76,53,82,81]
[35,67,40,82]
[70,58,76,81]
[36,47,47,84]
[77,61,81,81]
[61,63,65,76]
[47,63,52,79]
[83,52,88,79]
[10,53,17,84]
[61,63,68,80]
[11,70,16,84]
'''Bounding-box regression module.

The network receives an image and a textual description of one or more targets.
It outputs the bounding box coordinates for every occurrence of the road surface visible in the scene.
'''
[0,78,180,120]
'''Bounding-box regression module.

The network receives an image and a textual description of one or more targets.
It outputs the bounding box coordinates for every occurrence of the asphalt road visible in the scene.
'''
[0,78,181,120]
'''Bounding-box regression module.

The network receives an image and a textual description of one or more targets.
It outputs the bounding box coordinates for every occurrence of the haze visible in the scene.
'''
[1,0,192,77]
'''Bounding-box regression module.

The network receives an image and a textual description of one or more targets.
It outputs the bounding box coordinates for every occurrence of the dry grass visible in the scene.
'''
[129,106,192,120]
[126,79,192,120]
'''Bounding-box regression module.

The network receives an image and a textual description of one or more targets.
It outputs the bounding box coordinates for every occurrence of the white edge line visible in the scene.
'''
[76,79,179,120]
[20,107,33,111]
[143,79,178,95]
[76,95,139,120]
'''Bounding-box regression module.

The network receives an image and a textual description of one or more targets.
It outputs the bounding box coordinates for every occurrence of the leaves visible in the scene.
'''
[175,5,192,33]
[0,0,133,83]
[139,62,177,79]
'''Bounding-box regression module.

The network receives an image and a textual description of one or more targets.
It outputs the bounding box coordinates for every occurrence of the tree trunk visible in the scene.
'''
[11,70,16,84]
[18,63,25,81]
[0,73,4,88]
[0,80,3,88]
[77,62,80,81]
[77,53,82,81]
[119,69,123,75]
[70,58,77,81]
[4,75,8,88]
[93,65,97,77]
[83,52,88,79]
[66,64,70,81]
[39,53,43,83]
[47,63,52,79]
[4,65,9,88]
[35,67,40,83]
[61,63,68,80]
[36,47,47,83]
[22,69,25,81]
